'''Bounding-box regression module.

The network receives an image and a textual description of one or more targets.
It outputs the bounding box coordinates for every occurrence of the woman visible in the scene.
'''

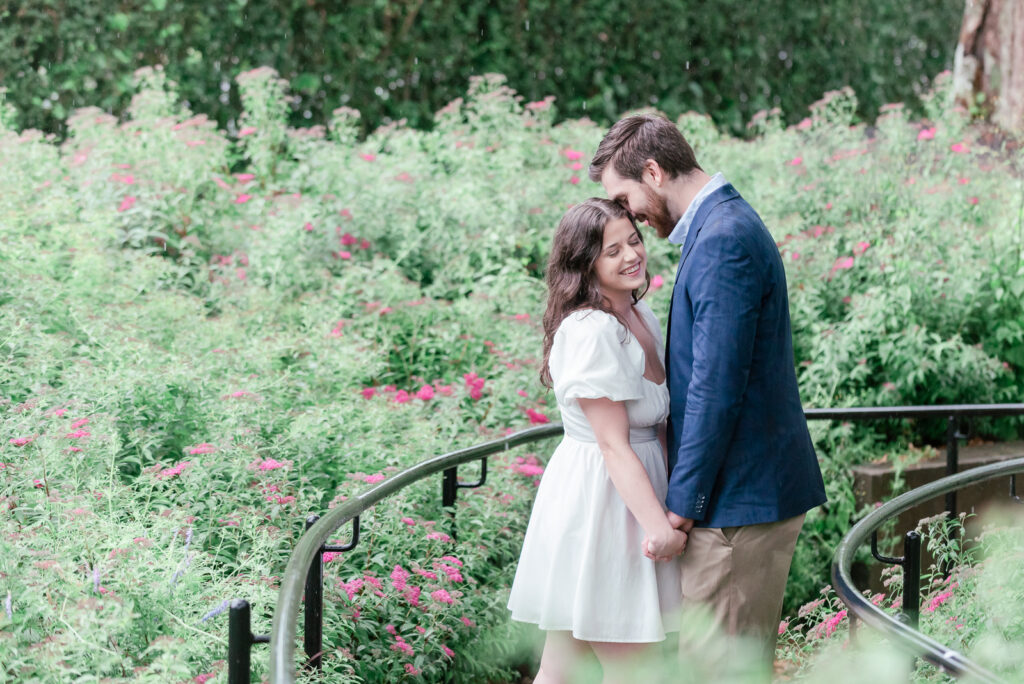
[508,198,685,683]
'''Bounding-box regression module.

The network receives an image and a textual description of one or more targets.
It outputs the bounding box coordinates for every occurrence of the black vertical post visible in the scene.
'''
[902,531,921,630]
[442,466,458,541]
[304,515,324,671]
[944,416,959,518]
[228,599,253,684]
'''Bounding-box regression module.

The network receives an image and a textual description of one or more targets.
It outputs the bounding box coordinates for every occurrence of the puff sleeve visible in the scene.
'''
[550,310,646,405]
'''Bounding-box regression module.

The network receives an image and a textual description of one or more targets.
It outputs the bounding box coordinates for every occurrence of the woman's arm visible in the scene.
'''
[578,397,686,561]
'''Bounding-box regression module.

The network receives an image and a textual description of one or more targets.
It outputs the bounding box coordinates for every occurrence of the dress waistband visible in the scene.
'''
[564,426,659,444]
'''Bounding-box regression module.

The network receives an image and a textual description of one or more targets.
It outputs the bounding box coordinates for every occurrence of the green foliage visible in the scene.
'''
[0,1,963,137]
[1,68,1023,681]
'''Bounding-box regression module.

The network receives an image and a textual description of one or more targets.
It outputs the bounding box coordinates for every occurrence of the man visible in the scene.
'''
[589,114,826,664]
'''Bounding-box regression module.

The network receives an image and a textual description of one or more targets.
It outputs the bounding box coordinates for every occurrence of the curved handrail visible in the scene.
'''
[268,423,564,683]
[832,455,1024,682]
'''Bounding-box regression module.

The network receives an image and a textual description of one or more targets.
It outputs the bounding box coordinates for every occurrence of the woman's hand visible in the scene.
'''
[643,528,687,562]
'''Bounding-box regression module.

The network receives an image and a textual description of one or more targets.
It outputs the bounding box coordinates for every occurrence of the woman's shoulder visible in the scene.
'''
[557,308,623,337]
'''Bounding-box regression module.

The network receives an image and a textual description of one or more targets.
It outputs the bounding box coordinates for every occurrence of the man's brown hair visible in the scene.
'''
[588,114,702,183]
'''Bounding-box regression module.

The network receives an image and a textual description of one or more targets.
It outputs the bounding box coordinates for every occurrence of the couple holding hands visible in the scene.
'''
[507,114,827,682]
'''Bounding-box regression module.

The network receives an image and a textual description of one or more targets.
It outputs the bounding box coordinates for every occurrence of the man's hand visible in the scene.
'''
[667,511,695,533]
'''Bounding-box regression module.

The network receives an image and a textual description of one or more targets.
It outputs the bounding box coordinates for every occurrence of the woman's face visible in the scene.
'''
[593,217,646,298]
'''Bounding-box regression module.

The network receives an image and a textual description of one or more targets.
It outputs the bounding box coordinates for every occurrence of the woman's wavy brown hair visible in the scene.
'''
[540,198,650,387]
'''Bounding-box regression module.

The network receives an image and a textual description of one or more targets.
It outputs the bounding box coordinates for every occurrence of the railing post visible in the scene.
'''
[944,416,959,518]
[443,466,458,540]
[304,515,324,671]
[901,531,921,630]
[228,599,253,684]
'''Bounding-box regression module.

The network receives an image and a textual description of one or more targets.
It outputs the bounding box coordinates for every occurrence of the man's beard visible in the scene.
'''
[642,184,676,238]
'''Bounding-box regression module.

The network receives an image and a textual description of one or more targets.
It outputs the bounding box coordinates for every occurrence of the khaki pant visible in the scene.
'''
[678,514,805,664]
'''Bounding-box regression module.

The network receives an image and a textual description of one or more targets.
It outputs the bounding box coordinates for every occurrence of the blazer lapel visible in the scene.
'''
[676,183,741,274]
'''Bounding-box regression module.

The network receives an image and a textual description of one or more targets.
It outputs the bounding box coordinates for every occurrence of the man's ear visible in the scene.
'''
[642,159,663,187]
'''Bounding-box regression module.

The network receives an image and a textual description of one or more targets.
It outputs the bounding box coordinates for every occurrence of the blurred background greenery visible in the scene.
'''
[0,0,962,137]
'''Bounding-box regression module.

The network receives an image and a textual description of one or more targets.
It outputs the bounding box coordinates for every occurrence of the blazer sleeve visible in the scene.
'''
[666,228,761,521]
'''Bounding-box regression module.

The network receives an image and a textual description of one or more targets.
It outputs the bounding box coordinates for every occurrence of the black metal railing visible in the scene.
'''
[224,404,1024,683]
[832,455,1024,682]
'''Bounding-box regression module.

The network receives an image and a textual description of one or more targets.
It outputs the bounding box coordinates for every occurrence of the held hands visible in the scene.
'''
[642,527,687,562]
[642,510,695,561]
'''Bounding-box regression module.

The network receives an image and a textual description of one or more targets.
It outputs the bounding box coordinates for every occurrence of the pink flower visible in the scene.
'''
[188,443,216,455]
[883,382,897,390]
[340,232,357,245]
[390,565,410,591]
[360,153,376,162]
[33,479,44,488]
[363,473,386,484]
[415,568,438,580]
[155,461,192,480]
[360,238,371,250]
[70,417,89,429]
[427,531,453,543]
[968,196,979,205]
[569,175,580,185]
[525,408,549,425]
[926,591,954,612]
[438,564,464,582]
[236,268,247,281]
[117,196,137,212]
[270,494,296,505]
[649,274,664,291]
[460,616,475,627]
[361,387,377,400]
[65,429,90,439]
[337,250,352,260]
[404,664,420,676]
[403,586,422,606]
[434,383,454,396]
[329,321,345,338]
[235,173,255,183]
[338,577,363,600]
[257,458,287,471]
[415,385,435,401]
[563,149,583,161]
[788,156,803,166]
[440,555,463,567]
[194,673,215,684]
[431,589,455,605]
[831,256,855,272]
[303,222,314,232]
[442,645,455,658]
[52,408,67,417]
[571,162,583,171]
[958,177,969,185]
[917,127,936,141]
[853,241,871,256]
[514,313,530,321]
[950,142,966,153]
[791,252,800,261]
[778,621,788,635]
[9,436,35,447]
[322,552,339,562]
[234,194,253,204]
[402,517,416,526]
[391,640,414,656]
[238,126,258,137]
[394,390,411,404]
[517,389,529,398]
[824,610,847,636]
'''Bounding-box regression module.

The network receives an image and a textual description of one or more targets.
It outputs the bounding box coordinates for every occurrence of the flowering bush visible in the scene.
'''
[1,67,1022,681]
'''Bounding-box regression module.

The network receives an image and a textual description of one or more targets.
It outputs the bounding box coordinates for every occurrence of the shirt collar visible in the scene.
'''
[667,172,728,245]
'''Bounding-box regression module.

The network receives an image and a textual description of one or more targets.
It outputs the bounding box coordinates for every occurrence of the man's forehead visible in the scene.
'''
[600,166,630,192]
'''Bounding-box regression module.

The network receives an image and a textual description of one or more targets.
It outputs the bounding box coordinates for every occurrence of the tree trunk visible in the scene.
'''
[952,0,1024,132]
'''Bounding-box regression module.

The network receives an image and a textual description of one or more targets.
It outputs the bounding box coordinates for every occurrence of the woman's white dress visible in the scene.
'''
[507,301,681,642]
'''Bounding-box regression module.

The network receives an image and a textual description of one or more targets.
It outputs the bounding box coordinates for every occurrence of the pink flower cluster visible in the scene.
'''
[463,373,486,400]
[9,436,36,447]
[525,408,549,425]
[511,455,545,477]
[155,461,192,480]
[189,443,217,455]
[255,458,289,471]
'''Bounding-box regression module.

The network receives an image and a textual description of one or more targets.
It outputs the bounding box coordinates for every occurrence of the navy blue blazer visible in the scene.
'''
[665,184,826,528]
